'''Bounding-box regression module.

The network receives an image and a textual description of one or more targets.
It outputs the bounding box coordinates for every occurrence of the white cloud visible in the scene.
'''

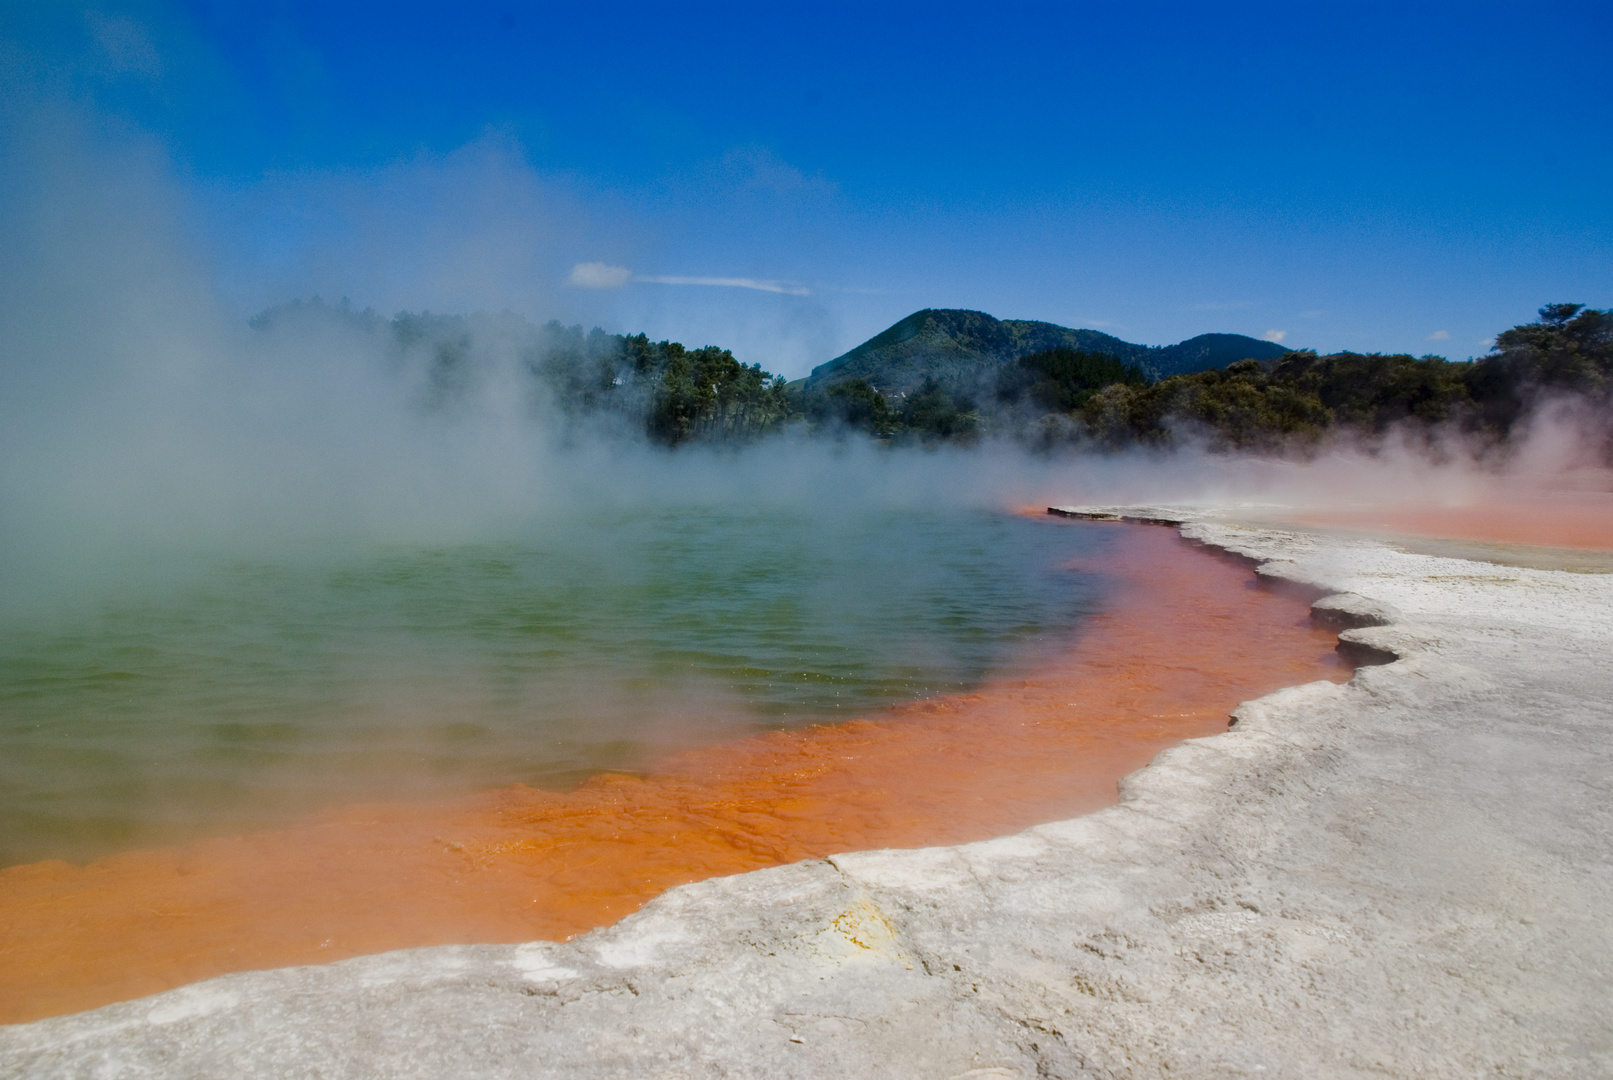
[637,275,810,296]
[1263,329,1287,343]
[565,264,810,295]
[567,262,633,289]
[1426,330,1450,341]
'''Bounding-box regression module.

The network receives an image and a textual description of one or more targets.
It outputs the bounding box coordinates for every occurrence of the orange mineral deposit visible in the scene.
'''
[0,522,1350,1024]
[1286,482,1613,552]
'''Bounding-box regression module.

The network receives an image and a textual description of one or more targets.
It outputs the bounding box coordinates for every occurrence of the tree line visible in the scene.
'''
[251,300,1610,458]
[801,304,1612,458]
[1069,303,1611,455]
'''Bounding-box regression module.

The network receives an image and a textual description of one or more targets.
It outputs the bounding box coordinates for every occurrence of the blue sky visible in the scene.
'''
[3,1,1610,377]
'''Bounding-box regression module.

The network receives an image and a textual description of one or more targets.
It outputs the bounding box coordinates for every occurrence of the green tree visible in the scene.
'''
[1467,303,1612,439]
[819,379,901,438]
[645,345,791,445]
[900,378,979,443]
[999,347,1147,412]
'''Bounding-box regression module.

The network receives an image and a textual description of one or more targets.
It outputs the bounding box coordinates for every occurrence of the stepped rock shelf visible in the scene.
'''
[4,510,1611,1079]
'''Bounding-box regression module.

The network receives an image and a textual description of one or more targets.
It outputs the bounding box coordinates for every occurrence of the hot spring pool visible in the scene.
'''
[0,506,1114,866]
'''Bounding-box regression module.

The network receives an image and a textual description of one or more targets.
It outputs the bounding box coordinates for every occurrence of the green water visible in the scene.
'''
[0,507,1113,866]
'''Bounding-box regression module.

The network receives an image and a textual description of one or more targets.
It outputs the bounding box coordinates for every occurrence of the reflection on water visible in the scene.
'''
[0,507,1110,865]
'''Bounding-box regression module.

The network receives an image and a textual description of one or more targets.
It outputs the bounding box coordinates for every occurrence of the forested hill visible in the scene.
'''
[799,309,1289,398]
[247,299,1611,459]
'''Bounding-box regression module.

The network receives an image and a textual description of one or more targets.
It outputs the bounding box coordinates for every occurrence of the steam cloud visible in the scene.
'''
[1,84,1604,620]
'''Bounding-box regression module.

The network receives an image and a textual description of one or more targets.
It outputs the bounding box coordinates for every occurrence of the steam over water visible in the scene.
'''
[4,83,1604,884]
[0,504,1111,867]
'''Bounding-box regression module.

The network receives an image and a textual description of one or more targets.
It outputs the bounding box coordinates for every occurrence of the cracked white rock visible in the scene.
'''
[3,510,1610,1079]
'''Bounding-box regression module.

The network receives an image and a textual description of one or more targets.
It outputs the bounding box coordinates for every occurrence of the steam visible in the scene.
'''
[2,82,1607,624]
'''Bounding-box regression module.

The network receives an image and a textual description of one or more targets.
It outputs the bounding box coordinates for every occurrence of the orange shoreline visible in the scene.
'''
[1279,484,1613,552]
[0,522,1350,1025]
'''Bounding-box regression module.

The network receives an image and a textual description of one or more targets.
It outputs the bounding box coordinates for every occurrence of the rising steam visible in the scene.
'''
[2,84,1607,622]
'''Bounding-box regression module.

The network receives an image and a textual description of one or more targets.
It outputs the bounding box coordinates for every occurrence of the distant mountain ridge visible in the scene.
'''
[801,309,1290,398]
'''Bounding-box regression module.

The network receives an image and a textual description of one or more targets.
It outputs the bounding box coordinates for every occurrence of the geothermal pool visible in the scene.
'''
[0,506,1112,869]
[0,511,1353,1023]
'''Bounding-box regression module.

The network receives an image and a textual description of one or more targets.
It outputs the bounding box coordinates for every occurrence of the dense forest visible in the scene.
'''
[250,300,1611,459]
[1070,303,1612,455]
[536,328,792,445]
[801,304,1612,457]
